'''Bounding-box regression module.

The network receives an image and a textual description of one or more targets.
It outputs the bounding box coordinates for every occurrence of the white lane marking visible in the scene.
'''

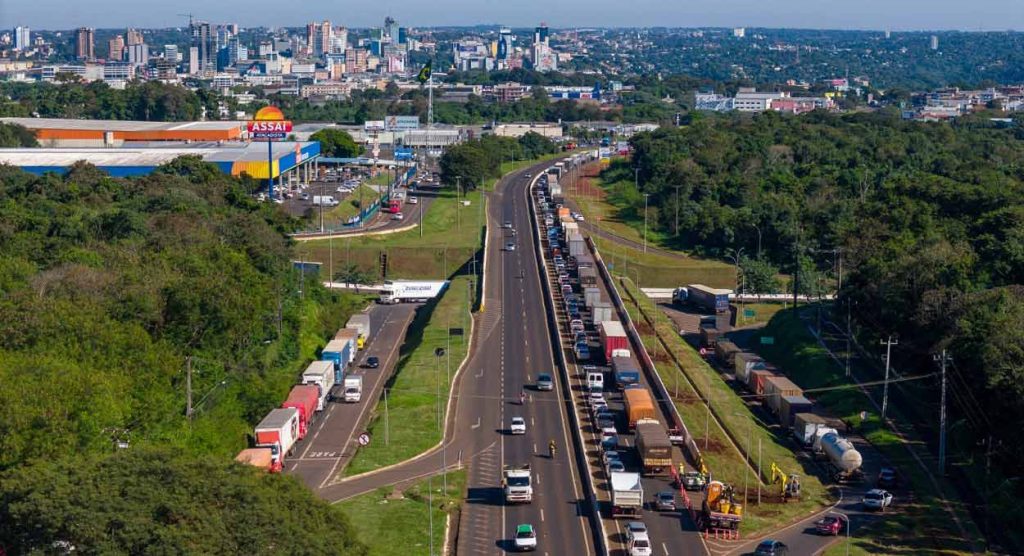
[471,417,481,429]
[663,542,670,555]
[540,508,545,522]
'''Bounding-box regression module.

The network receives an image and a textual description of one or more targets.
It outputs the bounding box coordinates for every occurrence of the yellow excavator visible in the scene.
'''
[770,463,801,502]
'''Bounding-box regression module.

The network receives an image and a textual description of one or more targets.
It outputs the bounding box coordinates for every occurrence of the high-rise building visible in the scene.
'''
[258,41,274,57]
[108,35,125,61]
[126,28,143,46]
[534,24,549,45]
[497,27,514,60]
[75,27,95,60]
[384,16,399,43]
[316,20,331,56]
[126,43,148,65]
[190,21,214,72]
[884,29,891,39]
[228,23,239,35]
[14,26,31,51]
[345,47,368,73]
[930,35,939,50]
[398,27,407,45]
[331,27,348,54]
[164,44,179,63]
[188,46,200,74]
[305,23,316,53]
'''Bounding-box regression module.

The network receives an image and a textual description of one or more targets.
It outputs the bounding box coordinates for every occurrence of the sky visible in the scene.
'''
[3,0,1023,31]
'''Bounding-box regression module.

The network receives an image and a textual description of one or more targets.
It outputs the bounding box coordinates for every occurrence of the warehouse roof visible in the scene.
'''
[1,117,246,133]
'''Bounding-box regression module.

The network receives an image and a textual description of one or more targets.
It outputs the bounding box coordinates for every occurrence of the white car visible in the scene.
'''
[510,416,526,435]
[575,214,586,222]
[514,524,537,552]
[862,489,893,511]
[408,196,419,204]
[392,212,404,220]
[627,531,652,556]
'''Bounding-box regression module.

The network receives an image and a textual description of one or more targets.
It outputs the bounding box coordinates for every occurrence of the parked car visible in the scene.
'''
[754,540,789,556]
[654,491,677,512]
[862,489,893,511]
[815,515,844,536]
[510,416,527,435]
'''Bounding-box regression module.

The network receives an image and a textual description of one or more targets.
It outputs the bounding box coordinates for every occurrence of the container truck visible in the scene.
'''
[700,327,720,348]
[819,432,864,482]
[778,395,813,427]
[235,448,274,472]
[333,328,359,366]
[591,301,614,326]
[686,284,732,313]
[255,407,301,473]
[599,320,628,360]
[715,341,741,366]
[612,355,641,389]
[610,472,644,518]
[733,352,764,383]
[568,233,586,257]
[793,413,829,447]
[302,360,336,410]
[343,375,364,403]
[346,313,372,349]
[502,464,533,504]
[379,280,449,304]
[763,376,803,414]
[321,338,354,383]
[583,286,602,308]
[578,267,598,288]
[635,419,673,476]
[746,368,776,398]
[282,384,319,439]
[624,387,656,430]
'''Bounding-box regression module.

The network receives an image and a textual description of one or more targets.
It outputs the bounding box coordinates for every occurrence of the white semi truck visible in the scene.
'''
[502,464,533,504]
[378,280,449,304]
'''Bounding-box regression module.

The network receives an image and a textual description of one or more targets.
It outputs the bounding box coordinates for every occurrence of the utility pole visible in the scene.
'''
[185,355,193,420]
[845,301,852,377]
[384,388,390,446]
[792,241,799,309]
[881,335,898,420]
[673,185,682,235]
[935,349,951,474]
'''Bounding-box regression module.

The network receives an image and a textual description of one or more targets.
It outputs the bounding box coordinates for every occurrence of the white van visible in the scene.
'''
[587,370,604,392]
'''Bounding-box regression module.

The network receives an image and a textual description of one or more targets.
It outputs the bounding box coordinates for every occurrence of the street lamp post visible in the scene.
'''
[727,248,745,322]
[673,185,683,235]
[643,193,650,253]
[831,511,852,556]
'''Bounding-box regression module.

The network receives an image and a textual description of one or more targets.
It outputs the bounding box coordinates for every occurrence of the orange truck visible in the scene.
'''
[624,387,656,430]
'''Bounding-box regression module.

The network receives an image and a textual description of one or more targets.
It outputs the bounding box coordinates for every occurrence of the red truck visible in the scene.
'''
[388,198,402,214]
[599,320,628,360]
[282,385,319,439]
[255,407,300,473]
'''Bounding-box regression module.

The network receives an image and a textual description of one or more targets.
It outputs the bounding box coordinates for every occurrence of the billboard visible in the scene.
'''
[248,106,292,140]
[364,120,386,132]
[385,115,420,131]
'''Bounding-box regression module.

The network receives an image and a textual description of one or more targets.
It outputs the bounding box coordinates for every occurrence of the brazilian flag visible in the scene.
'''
[417,61,432,83]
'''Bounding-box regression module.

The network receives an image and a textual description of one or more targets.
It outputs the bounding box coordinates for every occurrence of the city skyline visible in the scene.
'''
[5,0,1024,31]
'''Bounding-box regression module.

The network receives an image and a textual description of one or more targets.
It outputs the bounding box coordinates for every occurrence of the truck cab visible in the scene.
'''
[503,464,533,504]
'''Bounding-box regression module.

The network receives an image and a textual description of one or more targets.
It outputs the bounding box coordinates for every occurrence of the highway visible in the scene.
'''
[455,161,596,555]
[287,303,418,489]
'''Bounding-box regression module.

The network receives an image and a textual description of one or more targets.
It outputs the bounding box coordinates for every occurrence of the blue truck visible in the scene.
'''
[674,284,731,314]
[321,338,354,383]
[612,355,641,389]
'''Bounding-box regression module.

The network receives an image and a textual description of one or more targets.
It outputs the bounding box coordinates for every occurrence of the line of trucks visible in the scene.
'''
[234,311,374,473]
[715,341,864,482]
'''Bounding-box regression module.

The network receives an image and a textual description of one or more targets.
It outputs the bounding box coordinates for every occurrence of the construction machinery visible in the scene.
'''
[699,480,743,531]
[770,463,801,502]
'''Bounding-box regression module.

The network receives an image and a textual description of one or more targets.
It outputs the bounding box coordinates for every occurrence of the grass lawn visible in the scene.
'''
[343,275,474,476]
[596,237,736,288]
[614,276,833,536]
[760,310,983,555]
[338,470,467,556]
[733,302,787,328]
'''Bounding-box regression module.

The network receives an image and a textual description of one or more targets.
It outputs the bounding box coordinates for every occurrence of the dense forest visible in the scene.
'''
[0,80,231,121]
[620,110,1024,505]
[0,157,365,552]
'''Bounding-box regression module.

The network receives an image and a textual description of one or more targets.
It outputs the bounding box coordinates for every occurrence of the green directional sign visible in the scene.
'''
[744,309,756,318]
[760,336,775,345]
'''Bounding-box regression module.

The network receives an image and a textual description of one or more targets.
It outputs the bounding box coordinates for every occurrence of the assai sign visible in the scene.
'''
[248,106,292,140]
[385,115,420,131]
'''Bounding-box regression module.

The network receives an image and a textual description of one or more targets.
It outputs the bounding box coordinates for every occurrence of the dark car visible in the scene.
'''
[877,467,899,488]
[754,540,788,556]
[364,356,380,369]
[815,515,844,536]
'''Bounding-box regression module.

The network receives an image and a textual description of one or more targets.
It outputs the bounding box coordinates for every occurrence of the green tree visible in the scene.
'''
[311,128,364,158]
[0,122,38,147]
[0,448,368,555]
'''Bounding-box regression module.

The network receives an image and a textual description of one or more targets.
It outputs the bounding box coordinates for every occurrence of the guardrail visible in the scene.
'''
[527,172,608,556]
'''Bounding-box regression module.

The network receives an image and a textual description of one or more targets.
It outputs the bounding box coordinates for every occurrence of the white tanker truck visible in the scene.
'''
[818,432,864,482]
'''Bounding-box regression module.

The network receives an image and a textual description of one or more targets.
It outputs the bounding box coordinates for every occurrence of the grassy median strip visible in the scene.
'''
[763,310,982,555]
[339,470,467,556]
[614,276,833,535]
[344,275,474,476]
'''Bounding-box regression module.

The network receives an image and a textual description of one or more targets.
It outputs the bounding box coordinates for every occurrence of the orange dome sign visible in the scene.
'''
[248,105,292,138]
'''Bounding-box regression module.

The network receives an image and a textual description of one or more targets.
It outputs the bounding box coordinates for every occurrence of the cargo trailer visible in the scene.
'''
[599,320,628,360]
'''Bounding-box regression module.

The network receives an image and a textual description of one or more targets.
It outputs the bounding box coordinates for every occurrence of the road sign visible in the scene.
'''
[358,432,371,446]
[743,309,756,318]
[449,328,464,336]
[699,347,708,356]
[760,336,775,345]
[364,120,386,131]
